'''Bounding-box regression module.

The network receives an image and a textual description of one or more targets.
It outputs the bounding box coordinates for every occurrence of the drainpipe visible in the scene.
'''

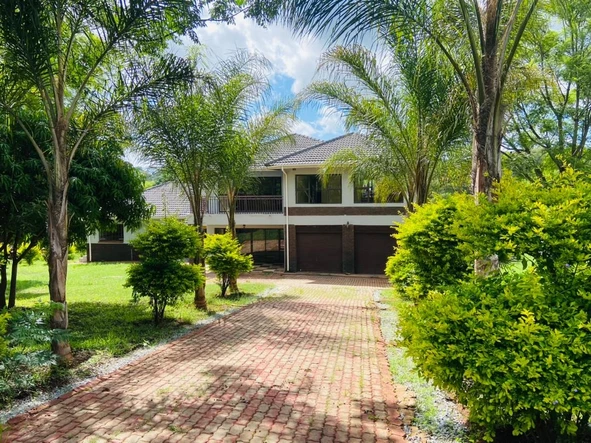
[282,167,290,272]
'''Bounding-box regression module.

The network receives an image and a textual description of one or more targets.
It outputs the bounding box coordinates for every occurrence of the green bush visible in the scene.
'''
[395,170,591,441]
[0,312,9,358]
[126,218,204,324]
[204,233,253,297]
[0,309,59,406]
[386,195,472,300]
[402,272,591,441]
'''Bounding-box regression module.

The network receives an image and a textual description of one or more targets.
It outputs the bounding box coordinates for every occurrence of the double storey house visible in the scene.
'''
[87,133,404,274]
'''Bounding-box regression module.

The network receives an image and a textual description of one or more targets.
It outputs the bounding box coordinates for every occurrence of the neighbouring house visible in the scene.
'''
[87,133,404,274]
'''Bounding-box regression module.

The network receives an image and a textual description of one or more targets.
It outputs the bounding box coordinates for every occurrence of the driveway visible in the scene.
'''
[2,275,405,443]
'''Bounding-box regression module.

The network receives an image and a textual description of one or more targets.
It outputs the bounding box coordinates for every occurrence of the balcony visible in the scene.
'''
[205,196,283,215]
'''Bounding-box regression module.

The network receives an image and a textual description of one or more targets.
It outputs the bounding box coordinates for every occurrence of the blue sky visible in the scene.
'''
[170,14,347,141]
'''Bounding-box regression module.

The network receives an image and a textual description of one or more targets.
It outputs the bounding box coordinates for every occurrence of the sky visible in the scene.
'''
[169,14,347,141]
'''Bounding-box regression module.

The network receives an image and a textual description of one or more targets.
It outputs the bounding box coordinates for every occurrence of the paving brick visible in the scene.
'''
[1,275,405,442]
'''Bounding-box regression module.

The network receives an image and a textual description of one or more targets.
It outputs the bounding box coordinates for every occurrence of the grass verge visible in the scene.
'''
[379,289,468,442]
[2,261,273,408]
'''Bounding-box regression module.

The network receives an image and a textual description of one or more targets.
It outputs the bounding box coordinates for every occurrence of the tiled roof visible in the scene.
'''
[144,183,191,218]
[266,133,369,166]
[255,134,322,167]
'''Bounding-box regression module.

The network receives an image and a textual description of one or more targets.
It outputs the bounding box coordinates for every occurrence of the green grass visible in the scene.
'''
[11,261,273,357]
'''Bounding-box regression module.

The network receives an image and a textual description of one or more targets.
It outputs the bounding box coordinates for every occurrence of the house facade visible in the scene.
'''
[88,133,404,274]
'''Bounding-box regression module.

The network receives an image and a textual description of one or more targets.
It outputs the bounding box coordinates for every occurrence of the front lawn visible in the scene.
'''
[12,261,273,356]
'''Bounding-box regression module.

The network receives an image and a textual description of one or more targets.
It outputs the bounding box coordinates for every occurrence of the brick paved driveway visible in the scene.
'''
[3,275,405,443]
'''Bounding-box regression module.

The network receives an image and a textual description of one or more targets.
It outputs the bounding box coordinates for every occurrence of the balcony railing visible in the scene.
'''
[206,196,283,215]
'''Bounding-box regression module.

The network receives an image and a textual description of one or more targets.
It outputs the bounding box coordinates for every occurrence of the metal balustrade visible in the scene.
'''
[205,196,283,214]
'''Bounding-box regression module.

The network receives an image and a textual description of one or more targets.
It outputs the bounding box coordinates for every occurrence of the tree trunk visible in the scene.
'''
[0,261,7,311]
[193,209,207,311]
[47,175,72,359]
[227,195,239,293]
[8,248,18,309]
[472,10,503,276]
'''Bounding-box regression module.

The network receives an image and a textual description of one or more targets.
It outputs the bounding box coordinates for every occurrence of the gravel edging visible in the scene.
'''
[0,285,276,424]
[374,290,468,443]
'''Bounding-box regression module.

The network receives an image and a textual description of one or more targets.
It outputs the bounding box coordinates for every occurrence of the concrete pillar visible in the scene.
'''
[342,224,355,274]
[286,224,297,272]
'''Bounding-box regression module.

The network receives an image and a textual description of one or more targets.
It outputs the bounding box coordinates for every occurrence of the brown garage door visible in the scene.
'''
[296,226,342,273]
[354,226,396,275]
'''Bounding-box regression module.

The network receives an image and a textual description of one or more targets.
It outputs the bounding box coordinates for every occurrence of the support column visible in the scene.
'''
[342,224,355,274]
[287,224,297,272]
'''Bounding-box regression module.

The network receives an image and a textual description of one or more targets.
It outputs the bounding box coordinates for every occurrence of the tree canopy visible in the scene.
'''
[306,39,469,210]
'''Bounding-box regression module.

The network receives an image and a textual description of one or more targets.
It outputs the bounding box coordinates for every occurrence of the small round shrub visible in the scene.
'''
[204,233,253,297]
[126,218,204,324]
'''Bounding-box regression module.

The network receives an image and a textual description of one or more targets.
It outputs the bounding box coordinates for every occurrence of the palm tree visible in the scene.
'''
[0,0,198,357]
[136,51,294,304]
[306,41,468,210]
[280,0,539,199]
[214,104,295,238]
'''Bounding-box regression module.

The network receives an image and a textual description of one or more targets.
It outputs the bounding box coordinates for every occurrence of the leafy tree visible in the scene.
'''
[0,110,149,310]
[505,0,591,178]
[0,0,282,357]
[0,0,198,357]
[280,0,539,199]
[136,50,293,302]
[134,53,225,311]
[307,41,468,210]
[126,218,204,324]
[204,233,253,297]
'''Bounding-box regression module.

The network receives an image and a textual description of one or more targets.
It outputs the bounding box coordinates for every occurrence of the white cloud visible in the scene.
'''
[291,105,346,140]
[171,15,327,94]
[167,15,352,140]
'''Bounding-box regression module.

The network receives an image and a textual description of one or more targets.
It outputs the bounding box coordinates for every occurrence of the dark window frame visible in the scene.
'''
[354,179,375,203]
[99,224,124,242]
[295,174,342,204]
[354,179,405,204]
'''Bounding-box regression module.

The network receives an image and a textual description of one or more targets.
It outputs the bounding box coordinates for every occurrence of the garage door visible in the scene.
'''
[354,226,396,275]
[296,226,342,273]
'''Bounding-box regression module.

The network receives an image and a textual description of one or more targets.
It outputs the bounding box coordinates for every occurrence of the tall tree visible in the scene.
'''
[211,53,295,237]
[0,0,282,356]
[0,0,197,357]
[505,0,591,179]
[0,110,149,309]
[215,105,295,238]
[135,72,221,311]
[306,41,468,210]
[280,0,539,199]
[136,51,292,305]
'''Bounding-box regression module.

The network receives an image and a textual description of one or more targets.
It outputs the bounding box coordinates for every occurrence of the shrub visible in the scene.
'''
[0,312,9,358]
[204,233,253,297]
[401,272,591,441]
[126,218,204,324]
[397,170,591,441]
[386,195,472,300]
[0,309,59,406]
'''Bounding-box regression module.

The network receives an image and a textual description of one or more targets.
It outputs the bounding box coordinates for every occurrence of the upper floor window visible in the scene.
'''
[354,179,404,204]
[241,176,282,196]
[296,174,342,204]
[354,179,375,203]
[99,224,124,242]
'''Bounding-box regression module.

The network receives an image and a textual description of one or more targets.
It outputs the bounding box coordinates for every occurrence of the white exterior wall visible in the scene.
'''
[87,226,137,244]
[88,167,405,246]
